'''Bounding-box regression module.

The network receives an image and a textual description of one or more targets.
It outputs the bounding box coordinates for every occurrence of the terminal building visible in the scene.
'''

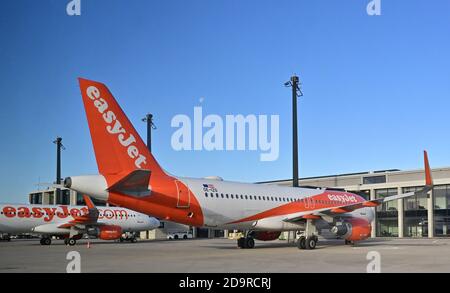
[28,166,450,239]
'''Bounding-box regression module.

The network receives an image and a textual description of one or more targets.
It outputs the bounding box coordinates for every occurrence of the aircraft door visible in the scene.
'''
[174,180,191,209]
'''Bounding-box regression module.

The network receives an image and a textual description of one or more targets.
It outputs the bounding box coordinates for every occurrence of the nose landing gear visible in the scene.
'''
[237,236,255,249]
[237,231,255,249]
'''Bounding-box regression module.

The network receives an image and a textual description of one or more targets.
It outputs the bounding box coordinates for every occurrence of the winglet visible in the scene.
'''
[424,150,433,187]
[83,194,96,210]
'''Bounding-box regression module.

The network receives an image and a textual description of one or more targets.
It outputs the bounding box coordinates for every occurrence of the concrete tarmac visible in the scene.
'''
[0,237,449,273]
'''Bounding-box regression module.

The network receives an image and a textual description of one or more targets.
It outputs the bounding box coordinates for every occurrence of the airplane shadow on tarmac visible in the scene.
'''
[18,237,444,249]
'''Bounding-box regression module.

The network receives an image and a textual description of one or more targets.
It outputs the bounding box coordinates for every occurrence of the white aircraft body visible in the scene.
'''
[0,195,160,245]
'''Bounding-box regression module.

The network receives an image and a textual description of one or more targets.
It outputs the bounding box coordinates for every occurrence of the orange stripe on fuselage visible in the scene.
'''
[227,191,365,224]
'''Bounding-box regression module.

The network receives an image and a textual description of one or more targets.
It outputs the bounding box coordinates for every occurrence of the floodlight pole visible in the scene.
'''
[53,137,63,203]
[142,114,155,152]
[286,75,303,188]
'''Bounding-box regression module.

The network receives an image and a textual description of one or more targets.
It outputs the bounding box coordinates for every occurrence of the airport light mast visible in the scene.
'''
[142,114,156,152]
[53,137,65,201]
[285,75,303,187]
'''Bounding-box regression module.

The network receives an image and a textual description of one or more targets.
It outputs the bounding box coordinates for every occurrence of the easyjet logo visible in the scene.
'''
[2,206,130,222]
[327,194,358,203]
[86,85,147,169]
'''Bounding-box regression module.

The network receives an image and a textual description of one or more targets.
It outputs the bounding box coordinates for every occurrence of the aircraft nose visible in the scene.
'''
[150,217,160,229]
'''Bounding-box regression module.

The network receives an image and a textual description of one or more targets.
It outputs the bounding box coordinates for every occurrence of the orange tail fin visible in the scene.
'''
[78,78,165,179]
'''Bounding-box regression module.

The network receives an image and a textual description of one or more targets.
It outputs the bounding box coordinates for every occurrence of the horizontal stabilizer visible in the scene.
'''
[107,170,152,197]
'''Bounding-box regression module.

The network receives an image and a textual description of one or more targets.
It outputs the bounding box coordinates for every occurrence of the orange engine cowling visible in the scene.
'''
[97,225,123,240]
[330,218,371,242]
[251,231,282,241]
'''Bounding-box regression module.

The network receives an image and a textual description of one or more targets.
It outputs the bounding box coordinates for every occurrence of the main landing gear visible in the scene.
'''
[297,219,319,250]
[64,238,77,246]
[40,237,52,246]
[297,235,318,250]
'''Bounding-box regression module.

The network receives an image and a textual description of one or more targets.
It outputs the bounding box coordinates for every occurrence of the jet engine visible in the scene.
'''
[64,175,109,201]
[250,231,282,241]
[330,218,371,241]
[87,225,123,240]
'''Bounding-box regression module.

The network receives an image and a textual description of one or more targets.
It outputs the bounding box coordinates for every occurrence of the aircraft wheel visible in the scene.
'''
[41,238,51,246]
[68,238,76,246]
[237,237,246,248]
[245,237,255,249]
[297,236,306,250]
[305,237,317,250]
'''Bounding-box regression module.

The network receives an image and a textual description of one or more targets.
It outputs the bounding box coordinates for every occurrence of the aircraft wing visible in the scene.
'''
[283,151,433,223]
[58,195,100,228]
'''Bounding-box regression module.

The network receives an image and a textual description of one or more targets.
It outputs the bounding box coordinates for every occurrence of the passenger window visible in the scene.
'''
[245,195,248,200]
[205,193,208,197]
[240,195,243,199]
[221,194,224,198]
[249,195,253,200]
[216,194,219,198]
[226,194,229,199]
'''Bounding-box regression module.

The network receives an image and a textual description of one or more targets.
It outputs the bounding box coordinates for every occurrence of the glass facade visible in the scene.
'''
[48,192,55,205]
[433,185,450,237]
[29,193,42,204]
[363,175,386,185]
[375,188,398,237]
[56,189,71,205]
[403,186,428,237]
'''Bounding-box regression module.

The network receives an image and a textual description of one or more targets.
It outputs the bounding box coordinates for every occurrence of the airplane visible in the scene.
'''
[0,195,160,246]
[63,78,434,250]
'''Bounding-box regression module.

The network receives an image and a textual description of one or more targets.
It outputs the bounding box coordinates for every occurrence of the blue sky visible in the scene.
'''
[0,0,449,203]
